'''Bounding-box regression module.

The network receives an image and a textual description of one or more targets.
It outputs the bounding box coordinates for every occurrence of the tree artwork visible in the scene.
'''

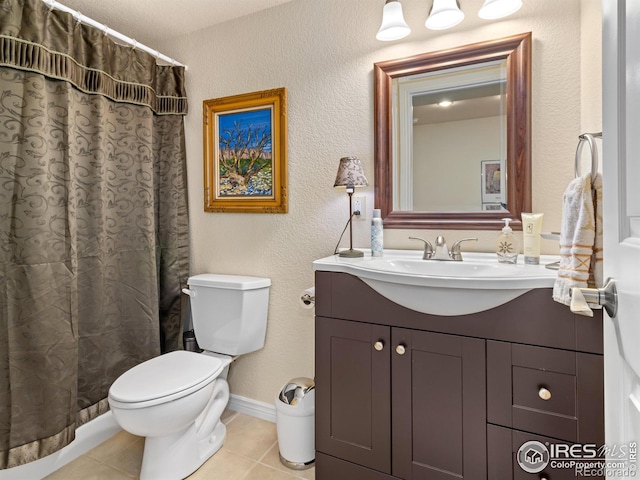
[218,108,273,196]
[203,88,287,213]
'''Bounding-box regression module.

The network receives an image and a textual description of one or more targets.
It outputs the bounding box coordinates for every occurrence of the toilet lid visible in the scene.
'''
[109,351,224,404]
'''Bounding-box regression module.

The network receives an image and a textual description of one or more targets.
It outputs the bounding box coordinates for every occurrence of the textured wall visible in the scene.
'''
[157,0,600,405]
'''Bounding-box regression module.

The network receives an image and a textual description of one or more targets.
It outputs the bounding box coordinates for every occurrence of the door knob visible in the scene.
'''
[374,341,384,351]
[396,344,406,355]
[570,278,617,317]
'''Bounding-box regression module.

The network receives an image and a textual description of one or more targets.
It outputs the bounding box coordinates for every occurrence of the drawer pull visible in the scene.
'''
[396,344,406,355]
[538,387,552,401]
[374,341,384,351]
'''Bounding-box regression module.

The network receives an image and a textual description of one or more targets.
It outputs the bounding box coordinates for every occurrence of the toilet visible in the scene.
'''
[108,274,271,480]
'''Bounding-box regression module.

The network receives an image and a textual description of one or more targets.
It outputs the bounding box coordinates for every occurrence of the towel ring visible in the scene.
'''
[574,133,599,182]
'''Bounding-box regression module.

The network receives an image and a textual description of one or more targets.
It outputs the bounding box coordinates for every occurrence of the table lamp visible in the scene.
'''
[334,156,368,257]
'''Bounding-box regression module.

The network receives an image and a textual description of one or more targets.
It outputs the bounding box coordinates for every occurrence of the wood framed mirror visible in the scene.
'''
[374,32,531,230]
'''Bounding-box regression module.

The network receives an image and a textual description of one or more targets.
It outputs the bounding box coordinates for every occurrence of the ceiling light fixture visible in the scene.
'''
[425,0,464,30]
[376,0,411,42]
[478,0,523,19]
[437,100,454,107]
[376,0,523,40]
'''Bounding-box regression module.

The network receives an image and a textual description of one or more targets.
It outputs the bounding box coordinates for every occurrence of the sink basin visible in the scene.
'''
[312,250,559,316]
[365,258,523,277]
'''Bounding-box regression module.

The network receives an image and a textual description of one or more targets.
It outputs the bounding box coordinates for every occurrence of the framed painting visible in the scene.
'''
[481,160,502,204]
[203,88,287,213]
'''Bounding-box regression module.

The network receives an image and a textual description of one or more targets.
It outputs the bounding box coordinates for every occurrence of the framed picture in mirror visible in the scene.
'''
[481,160,502,204]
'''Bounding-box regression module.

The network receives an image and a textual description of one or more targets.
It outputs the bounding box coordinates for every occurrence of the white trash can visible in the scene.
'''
[275,377,315,470]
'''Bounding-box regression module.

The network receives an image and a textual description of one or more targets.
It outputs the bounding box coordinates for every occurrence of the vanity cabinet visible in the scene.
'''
[316,319,486,479]
[314,271,604,480]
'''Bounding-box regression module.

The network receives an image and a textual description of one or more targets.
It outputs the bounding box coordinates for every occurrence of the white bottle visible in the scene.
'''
[496,217,519,264]
[371,209,383,257]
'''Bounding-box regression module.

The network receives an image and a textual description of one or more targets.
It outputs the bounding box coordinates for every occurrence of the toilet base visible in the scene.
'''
[140,420,226,480]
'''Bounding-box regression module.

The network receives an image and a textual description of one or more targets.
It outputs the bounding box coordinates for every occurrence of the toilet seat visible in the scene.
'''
[109,351,225,410]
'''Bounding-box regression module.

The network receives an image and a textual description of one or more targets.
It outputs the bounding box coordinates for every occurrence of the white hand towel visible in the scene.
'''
[569,287,594,317]
[590,173,603,288]
[553,173,601,306]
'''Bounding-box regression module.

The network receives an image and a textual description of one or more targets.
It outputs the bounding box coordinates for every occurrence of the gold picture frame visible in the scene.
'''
[203,88,288,213]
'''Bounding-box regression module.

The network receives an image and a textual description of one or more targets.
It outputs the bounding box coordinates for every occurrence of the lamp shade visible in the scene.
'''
[376,0,411,42]
[478,0,523,19]
[425,0,464,30]
[334,157,368,188]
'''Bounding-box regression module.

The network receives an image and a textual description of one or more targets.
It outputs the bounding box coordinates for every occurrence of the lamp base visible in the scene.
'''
[339,249,364,258]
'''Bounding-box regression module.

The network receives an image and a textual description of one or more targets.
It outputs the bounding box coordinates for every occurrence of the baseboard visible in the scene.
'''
[0,411,121,480]
[227,393,276,423]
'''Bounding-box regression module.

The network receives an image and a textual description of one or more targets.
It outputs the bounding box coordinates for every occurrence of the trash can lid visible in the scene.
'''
[279,377,315,405]
[288,377,315,390]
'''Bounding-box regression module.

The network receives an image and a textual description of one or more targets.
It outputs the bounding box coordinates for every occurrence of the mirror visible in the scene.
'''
[374,33,531,230]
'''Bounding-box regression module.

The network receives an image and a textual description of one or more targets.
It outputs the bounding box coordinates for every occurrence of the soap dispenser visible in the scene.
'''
[496,218,519,264]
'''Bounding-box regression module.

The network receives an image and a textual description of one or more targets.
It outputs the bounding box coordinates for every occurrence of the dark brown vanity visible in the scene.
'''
[314,271,604,480]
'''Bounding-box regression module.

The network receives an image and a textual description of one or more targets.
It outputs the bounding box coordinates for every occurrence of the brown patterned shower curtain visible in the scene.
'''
[0,0,189,469]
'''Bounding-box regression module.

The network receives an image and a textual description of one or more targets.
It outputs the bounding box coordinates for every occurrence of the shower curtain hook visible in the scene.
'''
[74,11,82,27]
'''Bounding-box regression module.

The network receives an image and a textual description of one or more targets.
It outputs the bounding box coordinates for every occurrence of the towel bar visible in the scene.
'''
[574,132,602,182]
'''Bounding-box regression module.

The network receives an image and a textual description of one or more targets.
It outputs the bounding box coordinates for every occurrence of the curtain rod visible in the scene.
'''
[41,0,187,69]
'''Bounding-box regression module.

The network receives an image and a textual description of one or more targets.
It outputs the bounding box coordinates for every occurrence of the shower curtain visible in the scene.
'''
[0,0,189,468]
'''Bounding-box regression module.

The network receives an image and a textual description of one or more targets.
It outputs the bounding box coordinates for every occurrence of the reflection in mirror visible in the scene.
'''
[397,61,507,211]
[374,33,531,230]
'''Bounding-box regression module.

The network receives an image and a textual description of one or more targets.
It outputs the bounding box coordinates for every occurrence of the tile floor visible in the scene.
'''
[44,410,315,480]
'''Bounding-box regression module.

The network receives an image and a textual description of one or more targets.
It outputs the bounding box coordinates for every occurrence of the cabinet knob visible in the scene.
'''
[374,341,384,351]
[540,476,549,480]
[538,387,552,401]
[396,344,406,355]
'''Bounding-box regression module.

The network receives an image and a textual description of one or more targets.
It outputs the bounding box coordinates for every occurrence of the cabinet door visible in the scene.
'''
[392,329,487,480]
[315,317,392,474]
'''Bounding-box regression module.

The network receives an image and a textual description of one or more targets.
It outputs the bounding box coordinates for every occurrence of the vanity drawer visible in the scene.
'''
[487,341,604,444]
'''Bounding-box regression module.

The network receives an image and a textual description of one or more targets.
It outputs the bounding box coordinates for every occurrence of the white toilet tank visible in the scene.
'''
[185,274,271,356]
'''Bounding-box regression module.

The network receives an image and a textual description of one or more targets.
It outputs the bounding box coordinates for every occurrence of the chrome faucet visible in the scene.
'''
[409,236,478,261]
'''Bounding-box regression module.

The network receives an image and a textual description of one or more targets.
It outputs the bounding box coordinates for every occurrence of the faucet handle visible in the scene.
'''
[409,236,434,260]
[450,237,478,261]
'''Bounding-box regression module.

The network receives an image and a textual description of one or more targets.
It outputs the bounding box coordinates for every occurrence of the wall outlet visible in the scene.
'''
[353,195,366,220]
